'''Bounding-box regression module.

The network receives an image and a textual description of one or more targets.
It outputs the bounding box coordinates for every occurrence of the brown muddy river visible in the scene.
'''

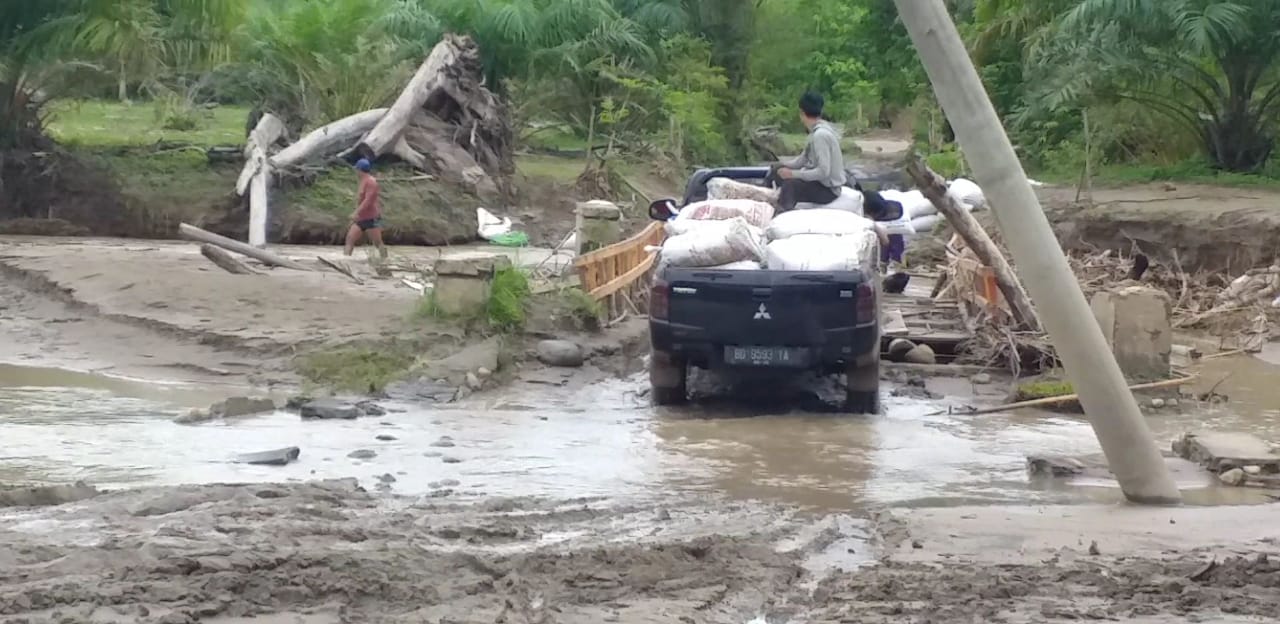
[2,356,1279,510]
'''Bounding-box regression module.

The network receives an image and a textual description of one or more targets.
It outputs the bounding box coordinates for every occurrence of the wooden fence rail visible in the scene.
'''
[574,221,666,318]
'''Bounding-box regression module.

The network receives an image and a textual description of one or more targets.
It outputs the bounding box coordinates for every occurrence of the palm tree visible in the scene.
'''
[1030,0,1280,172]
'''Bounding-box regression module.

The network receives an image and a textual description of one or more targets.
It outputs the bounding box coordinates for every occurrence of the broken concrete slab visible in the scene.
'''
[1174,432,1280,473]
[1091,286,1172,382]
[414,337,502,385]
[1026,455,1087,478]
[299,399,361,420]
[234,447,301,466]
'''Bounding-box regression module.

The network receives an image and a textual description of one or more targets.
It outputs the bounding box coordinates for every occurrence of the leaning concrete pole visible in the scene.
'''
[893,0,1181,504]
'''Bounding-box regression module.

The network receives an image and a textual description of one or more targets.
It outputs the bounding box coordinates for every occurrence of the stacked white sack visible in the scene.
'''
[706,177,780,204]
[947,178,986,209]
[765,229,879,272]
[673,198,775,229]
[766,208,876,240]
[657,217,767,268]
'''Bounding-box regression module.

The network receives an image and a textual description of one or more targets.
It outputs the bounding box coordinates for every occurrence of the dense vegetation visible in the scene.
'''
[3,0,1279,180]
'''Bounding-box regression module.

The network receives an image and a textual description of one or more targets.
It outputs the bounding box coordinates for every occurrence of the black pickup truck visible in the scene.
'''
[647,166,881,414]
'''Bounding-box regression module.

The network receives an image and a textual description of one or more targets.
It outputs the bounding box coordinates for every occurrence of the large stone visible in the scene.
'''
[299,399,361,420]
[536,339,585,367]
[433,254,514,316]
[414,337,502,386]
[217,396,276,418]
[903,344,937,365]
[575,200,623,254]
[234,447,301,466]
[1090,286,1172,381]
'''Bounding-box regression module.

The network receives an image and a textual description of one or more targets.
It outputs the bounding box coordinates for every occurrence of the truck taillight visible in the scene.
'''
[855,282,875,323]
[651,282,670,319]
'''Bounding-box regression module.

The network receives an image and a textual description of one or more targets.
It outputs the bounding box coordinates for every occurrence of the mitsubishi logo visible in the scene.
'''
[753,303,772,320]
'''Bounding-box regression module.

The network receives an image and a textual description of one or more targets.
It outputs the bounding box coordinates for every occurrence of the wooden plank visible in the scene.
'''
[589,252,657,300]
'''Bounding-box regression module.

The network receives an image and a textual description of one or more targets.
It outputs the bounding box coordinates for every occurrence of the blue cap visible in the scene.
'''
[355,158,372,172]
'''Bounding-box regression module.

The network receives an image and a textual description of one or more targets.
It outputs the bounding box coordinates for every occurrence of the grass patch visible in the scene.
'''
[1035,159,1280,190]
[1015,378,1075,401]
[295,345,417,394]
[486,267,532,331]
[47,100,248,148]
[517,154,589,184]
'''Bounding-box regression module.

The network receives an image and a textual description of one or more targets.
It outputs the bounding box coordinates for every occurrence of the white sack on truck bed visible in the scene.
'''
[706,177,780,204]
[658,217,767,268]
[765,230,878,272]
[706,260,763,271]
[947,178,986,209]
[675,198,775,229]
[766,208,875,240]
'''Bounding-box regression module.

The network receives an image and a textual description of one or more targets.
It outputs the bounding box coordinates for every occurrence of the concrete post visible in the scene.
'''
[1091,287,1173,382]
[432,255,513,316]
[893,0,1181,504]
[575,200,623,255]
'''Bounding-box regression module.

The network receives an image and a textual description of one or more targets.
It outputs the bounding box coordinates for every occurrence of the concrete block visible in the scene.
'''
[433,255,513,316]
[575,200,623,254]
[1090,286,1172,381]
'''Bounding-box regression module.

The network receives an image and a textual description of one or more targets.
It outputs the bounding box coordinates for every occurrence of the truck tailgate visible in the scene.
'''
[665,268,874,345]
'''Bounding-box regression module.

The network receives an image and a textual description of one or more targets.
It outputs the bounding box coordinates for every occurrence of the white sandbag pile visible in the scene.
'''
[765,229,878,272]
[767,208,875,240]
[879,177,988,235]
[675,198,775,229]
[656,217,767,269]
[707,177,780,204]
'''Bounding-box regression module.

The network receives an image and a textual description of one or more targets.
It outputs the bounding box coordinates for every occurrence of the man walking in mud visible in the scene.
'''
[344,158,388,259]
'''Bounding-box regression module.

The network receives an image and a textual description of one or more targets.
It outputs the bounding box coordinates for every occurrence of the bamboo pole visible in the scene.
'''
[967,375,1198,415]
[179,223,311,272]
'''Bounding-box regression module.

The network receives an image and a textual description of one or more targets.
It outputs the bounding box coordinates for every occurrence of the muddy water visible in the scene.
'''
[2,356,1279,510]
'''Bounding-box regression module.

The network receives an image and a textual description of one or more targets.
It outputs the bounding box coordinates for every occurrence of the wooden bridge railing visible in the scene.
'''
[574,221,666,317]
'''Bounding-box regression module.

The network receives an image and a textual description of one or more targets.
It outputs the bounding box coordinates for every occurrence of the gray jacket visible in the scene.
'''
[784,120,847,188]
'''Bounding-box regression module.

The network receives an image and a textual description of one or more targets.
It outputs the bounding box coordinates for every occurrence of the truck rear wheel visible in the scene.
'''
[845,357,881,415]
[650,350,688,406]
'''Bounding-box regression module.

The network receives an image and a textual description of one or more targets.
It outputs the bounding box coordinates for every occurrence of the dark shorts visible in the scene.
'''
[355,218,382,231]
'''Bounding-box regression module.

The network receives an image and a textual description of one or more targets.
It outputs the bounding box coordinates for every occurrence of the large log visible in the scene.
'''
[179,223,312,272]
[200,244,259,275]
[905,155,1042,332]
[235,113,287,195]
[358,35,471,158]
[403,111,499,199]
[270,108,387,170]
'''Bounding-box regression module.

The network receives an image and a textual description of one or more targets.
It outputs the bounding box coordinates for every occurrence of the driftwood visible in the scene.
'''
[271,108,387,170]
[201,244,259,275]
[179,223,311,272]
[906,154,1041,331]
[236,113,288,247]
[317,256,364,285]
[966,374,1198,415]
[359,34,469,157]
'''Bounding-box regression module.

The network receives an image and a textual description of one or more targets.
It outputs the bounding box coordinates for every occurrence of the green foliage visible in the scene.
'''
[295,345,415,393]
[487,267,532,331]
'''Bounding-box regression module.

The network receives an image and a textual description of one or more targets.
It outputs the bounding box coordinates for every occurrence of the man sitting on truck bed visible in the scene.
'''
[765,91,847,213]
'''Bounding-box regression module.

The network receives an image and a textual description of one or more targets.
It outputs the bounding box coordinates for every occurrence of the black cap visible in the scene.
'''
[799,91,824,118]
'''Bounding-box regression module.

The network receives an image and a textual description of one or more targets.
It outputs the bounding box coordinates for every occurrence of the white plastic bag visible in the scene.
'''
[707,177,780,204]
[675,198,775,229]
[659,217,767,268]
[476,207,512,240]
[909,214,943,233]
[764,231,878,272]
[947,178,986,209]
[766,208,874,240]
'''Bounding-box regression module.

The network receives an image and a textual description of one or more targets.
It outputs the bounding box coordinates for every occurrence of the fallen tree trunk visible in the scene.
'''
[906,154,1042,332]
[358,35,471,158]
[200,244,259,275]
[235,113,287,195]
[179,223,311,271]
[270,108,387,171]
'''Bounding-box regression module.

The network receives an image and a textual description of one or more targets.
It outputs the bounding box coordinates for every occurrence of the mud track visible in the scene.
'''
[2,481,1280,624]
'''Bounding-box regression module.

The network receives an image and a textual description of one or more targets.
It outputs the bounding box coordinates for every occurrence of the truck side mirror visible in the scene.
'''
[648,199,678,221]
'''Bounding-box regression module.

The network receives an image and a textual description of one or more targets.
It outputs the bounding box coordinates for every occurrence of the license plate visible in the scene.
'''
[724,346,805,367]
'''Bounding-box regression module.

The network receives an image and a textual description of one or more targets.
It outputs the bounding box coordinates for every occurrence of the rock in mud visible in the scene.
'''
[0,482,100,508]
[1150,398,1166,408]
[416,337,502,385]
[904,344,937,365]
[285,395,312,409]
[477,367,492,378]
[299,399,361,420]
[384,378,456,403]
[174,396,275,424]
[536,339,585,367]
[970,373,992,385]
[431,437,456,448]
[442,456,463,464]
[377,473,397,484]
[886,339,916,362]
[375,434,398,441]
[1026,455,1086,478]
[348,449,377,459]
[1219,467,1247,486]
[234,447,301,466]
[356,400,387,416]
[466,371,483,390]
